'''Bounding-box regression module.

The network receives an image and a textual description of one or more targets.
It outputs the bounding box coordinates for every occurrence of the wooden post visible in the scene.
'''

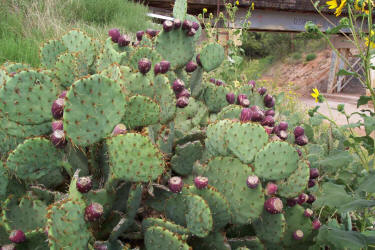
[368,56,375,96]
[336,48,349,92]
[327,49,340,93]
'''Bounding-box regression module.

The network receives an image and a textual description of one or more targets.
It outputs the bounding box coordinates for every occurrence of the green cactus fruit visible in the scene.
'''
[144,226,191,250]
[6,138,64,186]
[129,47,162,72]
[2,196,47,233]
[217,105,242,120]
[203,83,230,113]
[156,29,194,69]
[200,43,225,72]
[63,74,126,146]
[122,95,160,129]
[253,210,287,245]
[153,75,176,124]
[277,161,310,198]
[107,133,165,182]
[0,118,51,138]
[185,193,213,237]
[205,119,232,156]
[228,237,265,250]
[173,0,187,20]
[0,70,58,124]
[171,141,203,175]
[254,141,299,180]
[189,231,231,250]
[186,185,231,231]
[194,157,264,224]
[40,39,67,69]
[17,230,49,250]
[226,122,268,163]
[142,218,190,235]
[46,199,92,249]
[0,162,8,199]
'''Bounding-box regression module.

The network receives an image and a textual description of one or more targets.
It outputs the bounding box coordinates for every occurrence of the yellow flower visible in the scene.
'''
[203,8,207,13]
[354,0,374,14]
[365,30,375,49]
[335,0,347,16]
[311,88,320,103]
[326,0,346,16]
[326,0,338,9]
[236,0,239,5]
[251,2,255,10]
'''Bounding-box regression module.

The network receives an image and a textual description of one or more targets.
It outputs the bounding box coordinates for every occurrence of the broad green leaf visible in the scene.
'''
[357,96,371,108]
[314,182,353,209]
[339,199,375,213]
[357,172,375,193]
[316,226,367,250]
[337,69,360,77]
[316,150,353,173]
[364,116,375,135]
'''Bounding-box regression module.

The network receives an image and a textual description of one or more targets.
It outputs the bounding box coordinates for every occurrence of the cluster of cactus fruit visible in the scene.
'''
[0,1,321,249]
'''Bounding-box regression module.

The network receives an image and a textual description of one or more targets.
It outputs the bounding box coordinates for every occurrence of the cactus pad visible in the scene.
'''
[253,211,287,245]
[200,43,225,72]
[186,15,202,42]
[277,161,310,198]
[122,95,160,129]
[189,231,231,250]
[153,75,176,124]
[40,39,67,69]
[0,118,51,138]
[17,230,49,250]
[0,162,8,199]
[185,193,213,237]
[226,122,268,163]
[205,119,232,156]
[0,70,58,124]
[63,74,126,146]
[54,52,87,88]
[96,38,127,71]
[107,133,164,182]
[254,141,299,180]
[171,141,203,175]
[129,47,162,71]
[142,218,189,235]
[203,83,230,113]
[144,226,191,250]
[217,105,242,120]
[173,0,187,20]
[194,157,264,224]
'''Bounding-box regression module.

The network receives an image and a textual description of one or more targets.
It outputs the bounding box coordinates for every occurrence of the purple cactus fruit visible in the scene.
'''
[185,61,198,73]
[196,54,202,67]
[146,29,159,38]
[50,130,67,148]
[163,20,174,32]
[276,130,288,141]
[251,110,265,122]
[112,124,127,136]
[176,89,191,99]
[258,87,267,96]
[118,35,130,47]
[261,115,275,127]
[108,28,121,42]
[237,94,247,104]
[264,197,283,214]
[173,19,182,29]
[172,79,185,94]
[248,80,256,88]
[310,168,319,179]
[194,176,208,189]
[215,80,224,86]
[266,182,278,195]
[85,202,104,221]
[51,98,65,119]
[287,198,298,207]
[294,126,305,138]
[176,96,189,108]
[138,58,151,75]
[192,22,200,31]
[246,175,259,189]
[265,109,275,117]
[250,105,260,112]
[9,230,25,244]
[209,78,216,83]
[264,126,273,135]
[59,91,67,99]
[187,28,196,36]
[304,208,313,217]
[296,148,302,157]
[182,20,192,30]
[169,176,183,193]
[312,219,321,230]
[278,122,289,131]
[76,176,93,193]
[264,94,273,104]
[226,93,236,104]
[136,30,144,41]
[295,135,308,146]
[93,242,108,250]
[293,230,304,240]
[308,179,316,188]
[240,108,252,122]
[265,98,275,108]
[297,193,309,205]
[52,120,63,131]
[159,60,170,74]
[1,244,16,250]
[154,63,161,75]
[307,194,316,204]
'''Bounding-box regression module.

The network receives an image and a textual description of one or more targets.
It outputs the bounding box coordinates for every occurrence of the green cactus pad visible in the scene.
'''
[194,157,264,224]
[123,72,154,97]
[228,237,265,250]
[171,141,203,175]
[142,218,190,235]
[227,122,268,163]
[236,85,254,98]
[40,39,67,69]
[100,64,131,84]
[186,185,231,231]
[0,118,51,138]
[129,47,162,72]
[153,75,176,124]
[122,95,160,129]
[217,105,242,120]
[0,68,9,86]
[254,141,299,180]
[6,137,64,184]
[205,119,232,156]
[200,43,225,72]
[253,211,287,245]
[186,15,202,42]
[63,74,126,146]
[0,162,9,199]
[203,83,230,113]
[0,70,58,124]
[2,196,47,233]
[17,230,49,250]
[96,38,127,71]
[4,63,30,73]
[185,193,213,237]
[173,0,187,20]
[189,232,231,250]
[0,224,11,246]
[107,133,164,182]
[282,205,313,247]
[47,199,92,249]
[156,29,194,69]
[54,52,86,88]
[175,98,208,127]
[277,161,310,198]
[190,67,203,98]
[144,226,191,250]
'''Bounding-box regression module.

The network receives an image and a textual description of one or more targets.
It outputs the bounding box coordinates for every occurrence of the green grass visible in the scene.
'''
[306,53,317,62]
